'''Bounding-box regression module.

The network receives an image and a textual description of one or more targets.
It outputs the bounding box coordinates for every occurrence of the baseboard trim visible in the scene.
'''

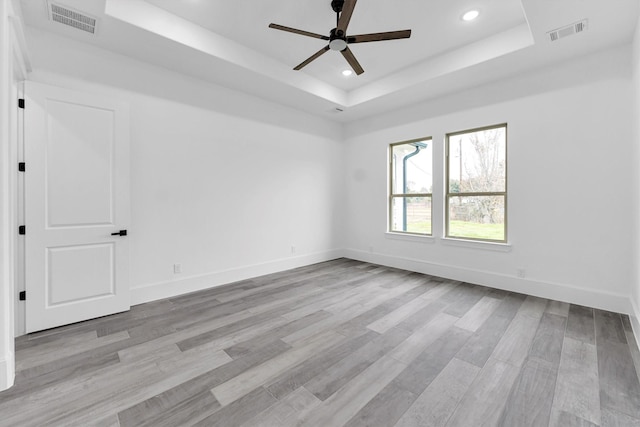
[344,249,632,314]
[130,249,345,305]
[631,297,640,354]
[0,352,15,391]
[131,246,634,320]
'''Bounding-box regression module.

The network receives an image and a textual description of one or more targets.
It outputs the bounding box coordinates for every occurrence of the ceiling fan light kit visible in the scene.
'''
[329,38,348,51]
[268,0,412,75]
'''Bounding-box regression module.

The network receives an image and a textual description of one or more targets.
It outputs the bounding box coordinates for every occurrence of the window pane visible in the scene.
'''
[448,127,506,193]
[391,140,432,195]
[448,195,505,241]
[391,197,431,234]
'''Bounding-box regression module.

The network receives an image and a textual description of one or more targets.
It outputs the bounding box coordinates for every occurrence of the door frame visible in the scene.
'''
[1,0,31,391]
[12,5,29,339]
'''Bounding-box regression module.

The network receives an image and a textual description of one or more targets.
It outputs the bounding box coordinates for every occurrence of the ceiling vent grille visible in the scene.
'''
[48,2,97,34]
[547,19,588,42]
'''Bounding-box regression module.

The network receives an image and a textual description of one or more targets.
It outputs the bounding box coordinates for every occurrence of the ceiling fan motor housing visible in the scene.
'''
[331,0,345,13]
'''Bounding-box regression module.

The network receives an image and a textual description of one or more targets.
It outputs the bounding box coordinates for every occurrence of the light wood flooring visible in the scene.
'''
[2,258,640,426]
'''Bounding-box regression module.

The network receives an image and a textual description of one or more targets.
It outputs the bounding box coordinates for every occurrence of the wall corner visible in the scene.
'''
[0,351,15,391]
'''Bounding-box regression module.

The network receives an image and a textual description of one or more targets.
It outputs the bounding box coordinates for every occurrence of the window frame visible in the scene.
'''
[445,123,508,243]
[388,137,433,236]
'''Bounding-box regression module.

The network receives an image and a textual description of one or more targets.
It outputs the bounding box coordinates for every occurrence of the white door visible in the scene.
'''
[24,81,130,333]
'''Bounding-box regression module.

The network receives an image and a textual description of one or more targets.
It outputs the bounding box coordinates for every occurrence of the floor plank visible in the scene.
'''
[597,339,640,419]
[549,410,599,427]
[265,330,379,400]
[491,311,544,368]
[239,386,322,427]
[499,357,558,427]
[393,357,480,427]
[455,292,525,368]
[601,408,640,426]
[118,340,291,426]
[551,337,601,425]
[546,300,570,318]
[366,285,447,334]
[566,304,596,344]
[342,381,417,427]
[444,357,521,426]
[595,310,628,345]
[298,355,408,427]
[392,326,472,395]
[211,330,345,406]
[193,387,277,427]
[304,324,412,401]
[454,295,502,332]
[529,312,567,366]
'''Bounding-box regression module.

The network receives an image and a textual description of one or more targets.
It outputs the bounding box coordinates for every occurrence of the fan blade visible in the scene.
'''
[269,23,329,40]
[341,46,364,75]
[348,30,412,44]
[294,45,331,70]
[337,0,357,33]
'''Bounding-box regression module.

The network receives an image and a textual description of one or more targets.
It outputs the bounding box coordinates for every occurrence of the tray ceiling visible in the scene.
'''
[20,0,640,121]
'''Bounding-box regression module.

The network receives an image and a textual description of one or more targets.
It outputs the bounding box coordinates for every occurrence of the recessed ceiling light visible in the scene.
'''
[342,69,353,76]
[462,10,479,21]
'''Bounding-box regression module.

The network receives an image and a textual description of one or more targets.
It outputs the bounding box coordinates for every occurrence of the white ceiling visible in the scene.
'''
[19,0,640,122]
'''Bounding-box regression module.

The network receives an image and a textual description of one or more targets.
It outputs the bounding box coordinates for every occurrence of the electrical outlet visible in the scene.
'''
[517,268,526,278]
[174,263,182,274]
[291,245,296,254]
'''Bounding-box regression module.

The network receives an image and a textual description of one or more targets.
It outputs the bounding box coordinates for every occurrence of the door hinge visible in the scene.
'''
[18,162,25,172]
[18,99,25,109]
[19,291,26,301]
[18,225,25,235]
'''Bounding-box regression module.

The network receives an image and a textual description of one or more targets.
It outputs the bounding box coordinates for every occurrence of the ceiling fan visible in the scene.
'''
[269,0,411,75]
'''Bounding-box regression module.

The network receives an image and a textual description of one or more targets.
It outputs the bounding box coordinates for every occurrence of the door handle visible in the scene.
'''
[111,229,127,236]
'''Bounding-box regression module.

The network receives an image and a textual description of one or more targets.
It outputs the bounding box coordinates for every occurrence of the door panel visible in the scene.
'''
[47,243,115,306]
[46,99,115,227]
[25,81,130,333]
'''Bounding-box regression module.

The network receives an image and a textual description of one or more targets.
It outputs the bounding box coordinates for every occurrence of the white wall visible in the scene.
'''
[21,28,640,317]
[632,13,640,340]
[23,28,345,311]
[343,45,635,314]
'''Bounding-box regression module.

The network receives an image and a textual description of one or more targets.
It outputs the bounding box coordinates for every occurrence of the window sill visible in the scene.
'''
[385,232,436,244]
[440,237,512,252]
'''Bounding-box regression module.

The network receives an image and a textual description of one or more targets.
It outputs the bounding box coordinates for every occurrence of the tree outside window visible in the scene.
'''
[446,124,507,242]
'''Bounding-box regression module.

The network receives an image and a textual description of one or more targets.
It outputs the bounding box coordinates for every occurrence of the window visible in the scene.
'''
[446,124,507,242]
[389,138,433,235]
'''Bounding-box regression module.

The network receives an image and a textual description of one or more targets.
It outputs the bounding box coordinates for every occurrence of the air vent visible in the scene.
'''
[548,19,588,42]
[48,2,97,34]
